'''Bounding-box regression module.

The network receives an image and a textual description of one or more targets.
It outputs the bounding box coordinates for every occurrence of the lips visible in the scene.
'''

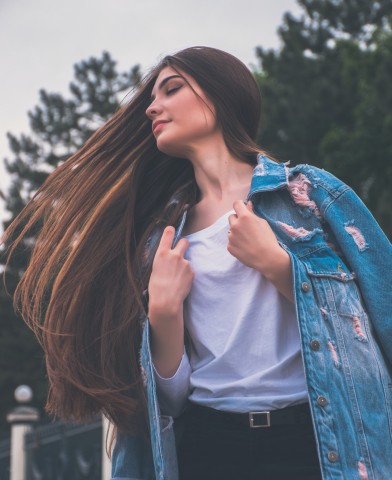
[152,120,170,133]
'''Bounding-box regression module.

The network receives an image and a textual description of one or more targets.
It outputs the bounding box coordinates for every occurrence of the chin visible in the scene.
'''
[156,137,186,158]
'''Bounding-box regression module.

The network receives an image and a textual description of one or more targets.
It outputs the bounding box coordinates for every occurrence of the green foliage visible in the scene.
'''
[298,0,392,42]
[255,0,392,237]
[4,52,141,214]
[0,52,140,432]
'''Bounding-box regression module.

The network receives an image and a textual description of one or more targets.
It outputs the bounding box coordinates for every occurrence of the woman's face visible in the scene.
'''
[146,66,218,157]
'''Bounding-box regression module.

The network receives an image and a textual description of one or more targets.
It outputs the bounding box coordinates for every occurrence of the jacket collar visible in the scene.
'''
[247,154,289,198]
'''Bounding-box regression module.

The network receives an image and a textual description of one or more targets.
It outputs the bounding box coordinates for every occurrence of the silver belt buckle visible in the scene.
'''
[249,411,271,428]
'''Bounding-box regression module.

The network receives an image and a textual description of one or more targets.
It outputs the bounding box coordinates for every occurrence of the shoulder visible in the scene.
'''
[256,154,355,200]
[288,163,352,199]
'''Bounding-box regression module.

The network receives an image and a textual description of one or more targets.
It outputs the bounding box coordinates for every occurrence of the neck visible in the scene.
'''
[185,139,256,204]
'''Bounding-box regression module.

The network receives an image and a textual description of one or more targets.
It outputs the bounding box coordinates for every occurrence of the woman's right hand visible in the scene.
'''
[148,226,194,319]
[148,227,194,378]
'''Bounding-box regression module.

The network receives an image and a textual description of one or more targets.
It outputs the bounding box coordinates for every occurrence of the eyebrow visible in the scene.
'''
[150,75,183,100]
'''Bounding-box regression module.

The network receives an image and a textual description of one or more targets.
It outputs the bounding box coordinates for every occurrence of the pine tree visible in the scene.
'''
[255,0,392,237]
[0,51,141,431]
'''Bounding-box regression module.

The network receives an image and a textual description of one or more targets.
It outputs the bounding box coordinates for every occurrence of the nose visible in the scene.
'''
[145,99,162,119]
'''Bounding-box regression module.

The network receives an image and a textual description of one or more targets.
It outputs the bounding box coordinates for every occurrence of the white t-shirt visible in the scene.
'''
[154,210,308,416]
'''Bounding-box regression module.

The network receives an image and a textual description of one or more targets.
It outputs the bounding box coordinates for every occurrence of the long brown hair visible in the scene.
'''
[2,46,265,434]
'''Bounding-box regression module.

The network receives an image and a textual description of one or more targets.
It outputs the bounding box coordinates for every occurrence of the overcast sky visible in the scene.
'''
[0,0,302,224]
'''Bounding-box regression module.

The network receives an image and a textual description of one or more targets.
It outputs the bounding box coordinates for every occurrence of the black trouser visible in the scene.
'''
[177,403,322,480]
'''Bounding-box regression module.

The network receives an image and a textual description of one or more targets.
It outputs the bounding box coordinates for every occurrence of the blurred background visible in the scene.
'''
[0,0,391,476]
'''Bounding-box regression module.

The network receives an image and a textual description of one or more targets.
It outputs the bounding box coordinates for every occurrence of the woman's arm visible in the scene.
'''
[149,306,186,378]
[256,247,294,302]
[149,307,192,417]
[147,226,194,415]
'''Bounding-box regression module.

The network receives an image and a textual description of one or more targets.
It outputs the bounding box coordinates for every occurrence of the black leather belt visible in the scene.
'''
[188,402,311,428]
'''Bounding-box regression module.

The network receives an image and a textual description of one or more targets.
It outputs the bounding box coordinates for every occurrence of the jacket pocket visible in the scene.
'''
[300,247,365,317]
[300,246,354,281]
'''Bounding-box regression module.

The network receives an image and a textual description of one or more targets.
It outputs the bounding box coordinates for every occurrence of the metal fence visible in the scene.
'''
[0,415,111,480]
[25,419,102,480]
[0,437,10,480]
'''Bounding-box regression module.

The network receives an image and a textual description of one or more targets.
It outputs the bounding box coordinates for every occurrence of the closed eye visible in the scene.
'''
[167,85,182,95]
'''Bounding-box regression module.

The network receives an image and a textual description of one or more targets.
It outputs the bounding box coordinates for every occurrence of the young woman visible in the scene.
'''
[3,47,392,480]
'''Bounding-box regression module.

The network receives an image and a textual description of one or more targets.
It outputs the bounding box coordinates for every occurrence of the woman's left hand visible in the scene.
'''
[227,200,281,271]
[228,200,293,301]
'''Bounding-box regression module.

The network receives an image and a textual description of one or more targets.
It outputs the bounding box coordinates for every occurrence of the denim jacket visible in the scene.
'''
[112,154,392,480]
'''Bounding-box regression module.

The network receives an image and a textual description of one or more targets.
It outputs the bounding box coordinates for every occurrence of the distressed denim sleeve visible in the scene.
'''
[322,184,392,363]
[152,351,192,417]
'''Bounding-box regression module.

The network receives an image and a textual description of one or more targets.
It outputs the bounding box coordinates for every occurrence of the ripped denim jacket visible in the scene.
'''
[112,154,392,480]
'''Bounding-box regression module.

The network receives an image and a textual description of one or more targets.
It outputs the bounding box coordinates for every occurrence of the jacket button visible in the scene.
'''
[327,451,338,462]
[301,282,310,292]
[310,340,321,351]
[317,396,328,406]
